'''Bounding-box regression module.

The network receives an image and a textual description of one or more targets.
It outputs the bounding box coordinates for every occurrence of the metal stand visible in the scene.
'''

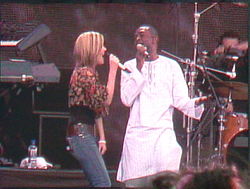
[185,2,219,167]
[192,103,220,167]
[191,53,230,167]
[217,105,226,163]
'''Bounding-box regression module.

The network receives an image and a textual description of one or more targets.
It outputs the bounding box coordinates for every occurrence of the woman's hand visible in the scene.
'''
[109,54,119,71]
[106,54,119,105]
[98,141,107,155]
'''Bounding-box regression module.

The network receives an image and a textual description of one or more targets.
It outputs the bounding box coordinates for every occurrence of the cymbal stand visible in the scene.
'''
[217,89,232,160]
[216,102,227,164]
[182,58,191,132]
[186,2,219,167]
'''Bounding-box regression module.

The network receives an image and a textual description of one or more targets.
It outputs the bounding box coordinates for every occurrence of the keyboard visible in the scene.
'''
[0,38,23,47]
[0,60,60,84]
[0,23,51,51]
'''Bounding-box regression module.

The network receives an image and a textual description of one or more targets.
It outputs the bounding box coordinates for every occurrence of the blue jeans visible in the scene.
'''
[66,125,111,187]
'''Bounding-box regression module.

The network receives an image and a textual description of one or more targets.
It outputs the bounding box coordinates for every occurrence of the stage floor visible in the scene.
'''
[0,167,123,188]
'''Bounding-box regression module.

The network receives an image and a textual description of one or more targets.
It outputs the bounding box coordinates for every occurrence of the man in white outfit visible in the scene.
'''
[117,25,207,188]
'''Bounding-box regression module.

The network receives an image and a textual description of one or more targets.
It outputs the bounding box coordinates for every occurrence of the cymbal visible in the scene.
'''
[212,81,248,100]
[233,3,248,8]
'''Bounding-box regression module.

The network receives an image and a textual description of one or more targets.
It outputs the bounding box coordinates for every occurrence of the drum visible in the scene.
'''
[222,113,248,160]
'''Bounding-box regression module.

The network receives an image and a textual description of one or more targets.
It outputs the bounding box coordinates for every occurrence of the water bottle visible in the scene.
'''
[28,139,37,169]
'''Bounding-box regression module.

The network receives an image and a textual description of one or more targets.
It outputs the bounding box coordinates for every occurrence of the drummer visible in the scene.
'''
[212,30,248,83]
[212,30,248,113]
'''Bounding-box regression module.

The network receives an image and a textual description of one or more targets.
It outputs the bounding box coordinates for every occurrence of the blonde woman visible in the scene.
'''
[67,31,119,187]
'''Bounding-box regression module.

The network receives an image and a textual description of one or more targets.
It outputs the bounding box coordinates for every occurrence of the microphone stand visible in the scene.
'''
[186,2,218,167]
[191,55,223,168]
[161,50,223,82]
[198,65,236,79]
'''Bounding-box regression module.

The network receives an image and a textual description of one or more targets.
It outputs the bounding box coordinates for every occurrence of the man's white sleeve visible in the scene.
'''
[172,63,204,120]
[120,67,145,107]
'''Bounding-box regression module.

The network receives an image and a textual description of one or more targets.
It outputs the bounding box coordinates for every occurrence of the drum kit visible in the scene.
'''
[212,80,248,163]
[162,45,248,167]
[190,57,248,166]
[163,52,248,167]
[162,2,248,168]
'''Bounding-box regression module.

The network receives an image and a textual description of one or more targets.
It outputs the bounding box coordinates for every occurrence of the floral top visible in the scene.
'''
[68,67,108,118]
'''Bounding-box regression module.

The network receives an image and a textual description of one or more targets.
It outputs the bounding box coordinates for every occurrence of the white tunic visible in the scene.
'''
[117,55,204,182]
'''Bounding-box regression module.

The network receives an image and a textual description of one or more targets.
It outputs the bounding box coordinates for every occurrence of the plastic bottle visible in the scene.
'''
[28,139,37,169]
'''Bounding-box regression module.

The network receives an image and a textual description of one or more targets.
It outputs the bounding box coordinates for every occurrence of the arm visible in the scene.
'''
[232,41,248,51]
[120,62,145,107]
[120,45,147,107]
[172,62,204,120]
[95,117,107,155]
[213,45,225,55]
[105,54,119,106]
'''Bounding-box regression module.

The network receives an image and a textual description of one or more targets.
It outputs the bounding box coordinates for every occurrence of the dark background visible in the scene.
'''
[0,2,248,170]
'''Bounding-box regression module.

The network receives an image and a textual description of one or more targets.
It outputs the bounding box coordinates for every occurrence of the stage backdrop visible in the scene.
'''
[0,3,248,170]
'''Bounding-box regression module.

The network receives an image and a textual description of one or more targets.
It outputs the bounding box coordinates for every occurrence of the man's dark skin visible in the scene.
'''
[134,26,159,71]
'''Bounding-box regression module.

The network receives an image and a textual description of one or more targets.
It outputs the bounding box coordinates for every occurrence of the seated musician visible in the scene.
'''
[210,30,248,113]
[213,30,248,84]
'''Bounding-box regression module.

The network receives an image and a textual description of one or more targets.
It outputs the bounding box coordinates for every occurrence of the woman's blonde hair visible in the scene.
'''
[73,31,104,67]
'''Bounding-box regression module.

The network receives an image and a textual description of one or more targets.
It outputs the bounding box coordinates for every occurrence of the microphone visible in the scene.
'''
[118,62,131,73]
[136,44,149,58]
[106,52,131,73]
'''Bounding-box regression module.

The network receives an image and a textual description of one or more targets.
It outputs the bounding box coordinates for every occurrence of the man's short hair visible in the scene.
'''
[138,24,158,37]
[219,30,240,43]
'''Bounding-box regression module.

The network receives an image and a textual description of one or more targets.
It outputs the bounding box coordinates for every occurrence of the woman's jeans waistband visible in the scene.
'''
[67,123,93,138]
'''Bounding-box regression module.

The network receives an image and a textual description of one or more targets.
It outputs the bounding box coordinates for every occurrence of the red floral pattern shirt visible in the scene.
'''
[68,67,108,117]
